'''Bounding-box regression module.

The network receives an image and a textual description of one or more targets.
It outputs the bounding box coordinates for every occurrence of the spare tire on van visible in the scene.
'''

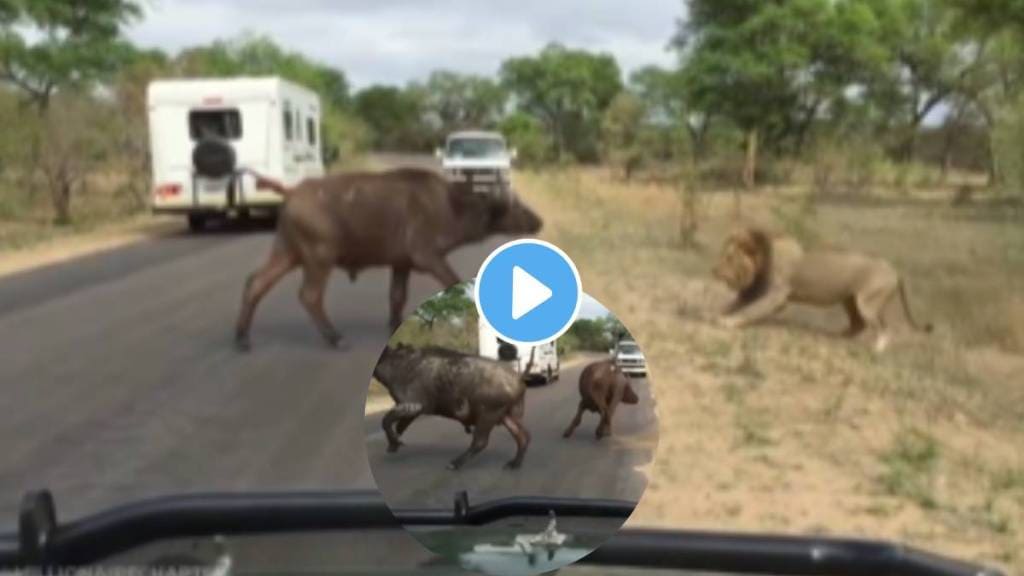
[192,138,236,179]
[497,340,518,361]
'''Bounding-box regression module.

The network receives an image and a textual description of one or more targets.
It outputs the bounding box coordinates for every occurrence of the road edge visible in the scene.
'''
[0,217,180,279]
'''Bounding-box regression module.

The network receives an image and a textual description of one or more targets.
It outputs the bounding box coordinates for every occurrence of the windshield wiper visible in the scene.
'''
[0,489,1004,576]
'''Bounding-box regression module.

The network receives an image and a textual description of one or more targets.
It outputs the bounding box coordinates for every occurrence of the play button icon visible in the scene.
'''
[511,266,552,320]
[475,239,582,345]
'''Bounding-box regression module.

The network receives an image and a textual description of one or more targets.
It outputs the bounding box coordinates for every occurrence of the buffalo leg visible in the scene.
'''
[235,243,298,350]
[562,401,586,438]
[383,403,422,453]
[598,386,624,439]
[395,414,419,437]
[298,265,342,347]
[389,266,410,332]
[502,414,531,469]
[448,413,499,470]
[592,394,612,439]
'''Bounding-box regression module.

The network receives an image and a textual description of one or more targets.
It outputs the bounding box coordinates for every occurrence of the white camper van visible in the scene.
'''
[147,76,325,231]
[478,319,559,385]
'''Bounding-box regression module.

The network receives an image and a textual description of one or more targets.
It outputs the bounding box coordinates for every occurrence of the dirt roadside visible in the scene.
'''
[0,217,181,279]
[515,168,1024,573]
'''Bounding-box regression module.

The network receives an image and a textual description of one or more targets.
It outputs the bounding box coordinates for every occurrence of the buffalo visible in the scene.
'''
[234,168,543,350]
[563,359,639,440]
[372,344,531,470]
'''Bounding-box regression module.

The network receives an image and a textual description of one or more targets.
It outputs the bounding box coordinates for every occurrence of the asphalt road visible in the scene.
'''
[365,360,657,511]
[0,157,514,529]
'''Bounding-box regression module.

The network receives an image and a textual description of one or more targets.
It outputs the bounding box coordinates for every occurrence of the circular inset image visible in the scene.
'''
[364,281,658,576]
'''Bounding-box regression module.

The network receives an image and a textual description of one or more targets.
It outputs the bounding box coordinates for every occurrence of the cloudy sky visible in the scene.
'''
[128,0,682,89]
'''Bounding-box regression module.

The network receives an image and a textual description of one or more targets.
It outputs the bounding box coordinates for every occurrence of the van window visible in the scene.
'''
[307,118,317,146]
[283,103,293,141]
[295,110,303,141]
[189,109,242,140]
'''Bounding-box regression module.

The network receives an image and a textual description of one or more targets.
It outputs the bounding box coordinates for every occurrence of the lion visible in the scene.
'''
[712,227,932,352]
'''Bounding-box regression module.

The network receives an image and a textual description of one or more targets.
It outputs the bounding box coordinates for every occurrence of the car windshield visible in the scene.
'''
[618,344,640,355]
[446,137,507,159]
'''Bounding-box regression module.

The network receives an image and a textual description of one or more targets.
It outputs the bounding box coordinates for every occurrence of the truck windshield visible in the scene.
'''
[618,344,640,355]
[446,137,507,159]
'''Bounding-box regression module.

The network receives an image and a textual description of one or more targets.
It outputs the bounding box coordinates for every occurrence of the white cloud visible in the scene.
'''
[127,0,680,88]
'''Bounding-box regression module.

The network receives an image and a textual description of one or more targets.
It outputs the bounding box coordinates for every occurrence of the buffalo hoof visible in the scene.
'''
[504,460,523,470]
[386,441,403,453]
[235,337,252,353]
[446,462,461,471]
[325,335,350,351]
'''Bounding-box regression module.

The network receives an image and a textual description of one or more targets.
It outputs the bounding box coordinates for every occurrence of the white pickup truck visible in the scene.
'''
[436,131,516,195]
[611,338,647,378]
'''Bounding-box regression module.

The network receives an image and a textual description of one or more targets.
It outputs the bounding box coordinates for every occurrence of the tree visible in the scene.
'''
[499,111,554,166]
[676,0,821,188]
[601,91,648,179]
[675,0,890,187]
[947,2,1024,184]
[415,70,505,137]
[0,0,141,224]
[174,34,350,110]
[500,44,623,162]
[631,65,707,158]
[562,318,613,352]
[951,0,1024,32]
[173,34,359,161]
[112,47,170,209]
[413,285,475,330]
[353,85,432,151]
[862,0,980,161]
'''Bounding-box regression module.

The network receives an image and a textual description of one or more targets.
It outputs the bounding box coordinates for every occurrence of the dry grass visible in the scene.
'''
[0,169,148,252]
[515,166,1024,572]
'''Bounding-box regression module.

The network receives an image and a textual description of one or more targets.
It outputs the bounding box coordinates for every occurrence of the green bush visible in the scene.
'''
[992,94,1024,199]
[500,112,555,167]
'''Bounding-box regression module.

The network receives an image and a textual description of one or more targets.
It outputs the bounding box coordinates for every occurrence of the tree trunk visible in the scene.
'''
[742,128,758,190]
[52,178,72,226]
[987,129,1000,188]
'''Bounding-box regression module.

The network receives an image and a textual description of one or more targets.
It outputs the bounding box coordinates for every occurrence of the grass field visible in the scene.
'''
[516,167,1024,571]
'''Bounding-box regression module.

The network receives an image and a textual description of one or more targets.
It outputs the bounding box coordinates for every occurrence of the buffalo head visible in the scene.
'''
[451,183,542,239]
[489,186,543,235]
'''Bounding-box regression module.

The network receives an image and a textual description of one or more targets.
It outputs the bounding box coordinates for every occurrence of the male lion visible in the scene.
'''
[712,228,932,352]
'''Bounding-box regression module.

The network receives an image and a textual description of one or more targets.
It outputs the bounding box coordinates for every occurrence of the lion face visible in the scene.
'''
[713,231,761,292]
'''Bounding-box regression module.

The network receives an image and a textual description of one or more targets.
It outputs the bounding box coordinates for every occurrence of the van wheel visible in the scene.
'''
[187,214,207,232]
[546,366,554,384]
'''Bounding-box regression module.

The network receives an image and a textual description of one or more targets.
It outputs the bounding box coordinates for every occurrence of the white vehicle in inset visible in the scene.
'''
[436,130,517,195]
[479,318,559,385]
[147,76,325,231]
[611,337,647,378]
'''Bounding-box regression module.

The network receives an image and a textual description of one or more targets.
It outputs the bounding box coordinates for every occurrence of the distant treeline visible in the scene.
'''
[3,0,1024,226]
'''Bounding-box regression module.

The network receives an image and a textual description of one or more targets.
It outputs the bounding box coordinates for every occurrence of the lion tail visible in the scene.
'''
[898,280,934,334]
